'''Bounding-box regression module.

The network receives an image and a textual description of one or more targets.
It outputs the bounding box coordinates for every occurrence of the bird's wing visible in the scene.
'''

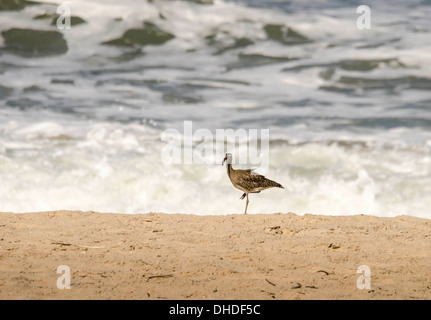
[237,170,281,191]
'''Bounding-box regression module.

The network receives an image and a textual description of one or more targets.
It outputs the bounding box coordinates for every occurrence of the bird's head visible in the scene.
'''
[222,153,232,166]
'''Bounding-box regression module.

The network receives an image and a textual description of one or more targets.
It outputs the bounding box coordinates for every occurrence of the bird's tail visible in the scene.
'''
[267,179,284,189]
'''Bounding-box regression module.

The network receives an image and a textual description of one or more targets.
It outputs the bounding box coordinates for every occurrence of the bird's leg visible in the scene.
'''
[240,193,246,200]
[244,194,249,214]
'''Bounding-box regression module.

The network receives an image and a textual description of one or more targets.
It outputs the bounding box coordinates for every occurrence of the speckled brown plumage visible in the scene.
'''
[222,153,284,214]
[228,168,283,193]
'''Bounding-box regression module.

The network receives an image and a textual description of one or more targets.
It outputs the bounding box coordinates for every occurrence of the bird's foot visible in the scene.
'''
[240,193,246,200]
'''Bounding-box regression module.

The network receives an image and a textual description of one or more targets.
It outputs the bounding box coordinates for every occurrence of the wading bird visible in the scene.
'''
[222,153,284,214]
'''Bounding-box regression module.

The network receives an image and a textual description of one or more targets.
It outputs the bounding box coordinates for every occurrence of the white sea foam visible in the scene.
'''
[0,119,430,218]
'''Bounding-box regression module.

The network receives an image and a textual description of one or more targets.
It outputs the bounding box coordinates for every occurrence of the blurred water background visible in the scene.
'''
[0,0,430,217]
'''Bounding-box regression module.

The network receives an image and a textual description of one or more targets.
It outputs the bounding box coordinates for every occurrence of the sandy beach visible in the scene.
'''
[0,210,430,300]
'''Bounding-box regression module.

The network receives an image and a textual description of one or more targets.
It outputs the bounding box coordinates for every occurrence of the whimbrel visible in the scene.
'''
[222,153,284,214]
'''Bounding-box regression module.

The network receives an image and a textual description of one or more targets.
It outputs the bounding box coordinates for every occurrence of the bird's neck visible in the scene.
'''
[226,163,233,178]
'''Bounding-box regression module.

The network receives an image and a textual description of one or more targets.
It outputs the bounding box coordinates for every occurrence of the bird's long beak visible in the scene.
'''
[222,156,227,166]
